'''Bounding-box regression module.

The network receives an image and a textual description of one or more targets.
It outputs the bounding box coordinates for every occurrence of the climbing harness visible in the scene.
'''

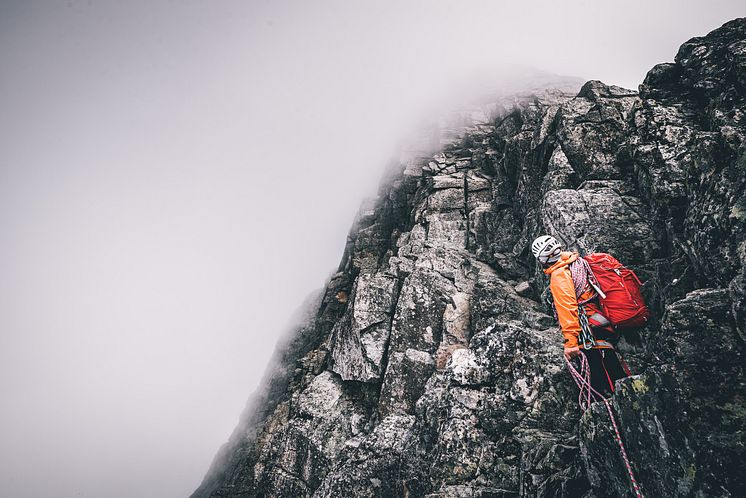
[565,354,645,498]
[592,339,615,349]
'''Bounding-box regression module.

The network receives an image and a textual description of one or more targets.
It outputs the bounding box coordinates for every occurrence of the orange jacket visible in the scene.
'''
[544,251,603,349]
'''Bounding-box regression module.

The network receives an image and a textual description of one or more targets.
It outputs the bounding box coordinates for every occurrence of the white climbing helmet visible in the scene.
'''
[531,235,562,264]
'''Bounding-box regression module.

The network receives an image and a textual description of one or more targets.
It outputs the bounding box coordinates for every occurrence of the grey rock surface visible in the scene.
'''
[193,18,746,498]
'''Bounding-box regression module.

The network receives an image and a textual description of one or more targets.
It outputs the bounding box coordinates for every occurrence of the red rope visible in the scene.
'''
[565,355,644,498]
[601,351,616,393]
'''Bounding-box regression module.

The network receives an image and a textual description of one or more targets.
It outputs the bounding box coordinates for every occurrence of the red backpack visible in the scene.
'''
[583,253,651,329]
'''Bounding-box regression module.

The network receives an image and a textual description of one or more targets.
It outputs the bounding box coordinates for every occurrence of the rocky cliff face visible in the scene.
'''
[193,19,745,498]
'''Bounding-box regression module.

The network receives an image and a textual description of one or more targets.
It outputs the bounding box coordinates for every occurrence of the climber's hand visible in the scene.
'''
[564,346,581,360]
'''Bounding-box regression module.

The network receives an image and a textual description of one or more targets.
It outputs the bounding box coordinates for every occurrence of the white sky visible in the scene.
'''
[0,1,742,497]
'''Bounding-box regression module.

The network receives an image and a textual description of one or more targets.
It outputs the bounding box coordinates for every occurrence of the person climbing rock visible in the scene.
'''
[531,235,632,397]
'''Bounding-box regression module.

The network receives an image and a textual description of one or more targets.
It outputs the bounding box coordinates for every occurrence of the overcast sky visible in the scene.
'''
[0,1,742,497]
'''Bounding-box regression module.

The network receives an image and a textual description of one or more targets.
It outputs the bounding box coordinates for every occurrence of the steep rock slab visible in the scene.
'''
[407,321,586,497]
[327,272,399,382]
[555,80,638,181]
[631,18,746,289]
[311,414,427,497]
[378,267,453,417]
[541,183,659,265]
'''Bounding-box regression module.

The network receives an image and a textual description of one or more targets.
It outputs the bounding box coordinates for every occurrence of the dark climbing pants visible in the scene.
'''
[581,348,629,398]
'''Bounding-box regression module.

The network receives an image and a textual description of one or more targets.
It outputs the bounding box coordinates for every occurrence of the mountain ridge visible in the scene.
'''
[193,18,745,498]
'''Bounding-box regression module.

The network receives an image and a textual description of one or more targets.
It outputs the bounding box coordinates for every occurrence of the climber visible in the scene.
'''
[531,235,631,397]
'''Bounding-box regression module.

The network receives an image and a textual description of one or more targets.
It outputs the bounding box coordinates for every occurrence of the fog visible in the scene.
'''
[0,1,742,497]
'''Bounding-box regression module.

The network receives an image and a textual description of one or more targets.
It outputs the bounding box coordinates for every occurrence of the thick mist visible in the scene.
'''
[0,1,742,497]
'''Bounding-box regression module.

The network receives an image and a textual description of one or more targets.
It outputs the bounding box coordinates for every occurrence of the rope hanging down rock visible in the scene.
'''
[565,355,644,498]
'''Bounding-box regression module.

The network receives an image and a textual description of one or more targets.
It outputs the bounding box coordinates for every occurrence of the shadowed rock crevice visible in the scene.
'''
[193,18,746,498]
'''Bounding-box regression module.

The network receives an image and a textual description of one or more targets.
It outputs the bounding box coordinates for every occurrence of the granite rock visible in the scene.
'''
[193,19,746,498]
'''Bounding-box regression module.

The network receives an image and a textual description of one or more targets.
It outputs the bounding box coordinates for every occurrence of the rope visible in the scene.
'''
[565,355,644,498]
[570,257,592,300]
[571,256,606,302]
